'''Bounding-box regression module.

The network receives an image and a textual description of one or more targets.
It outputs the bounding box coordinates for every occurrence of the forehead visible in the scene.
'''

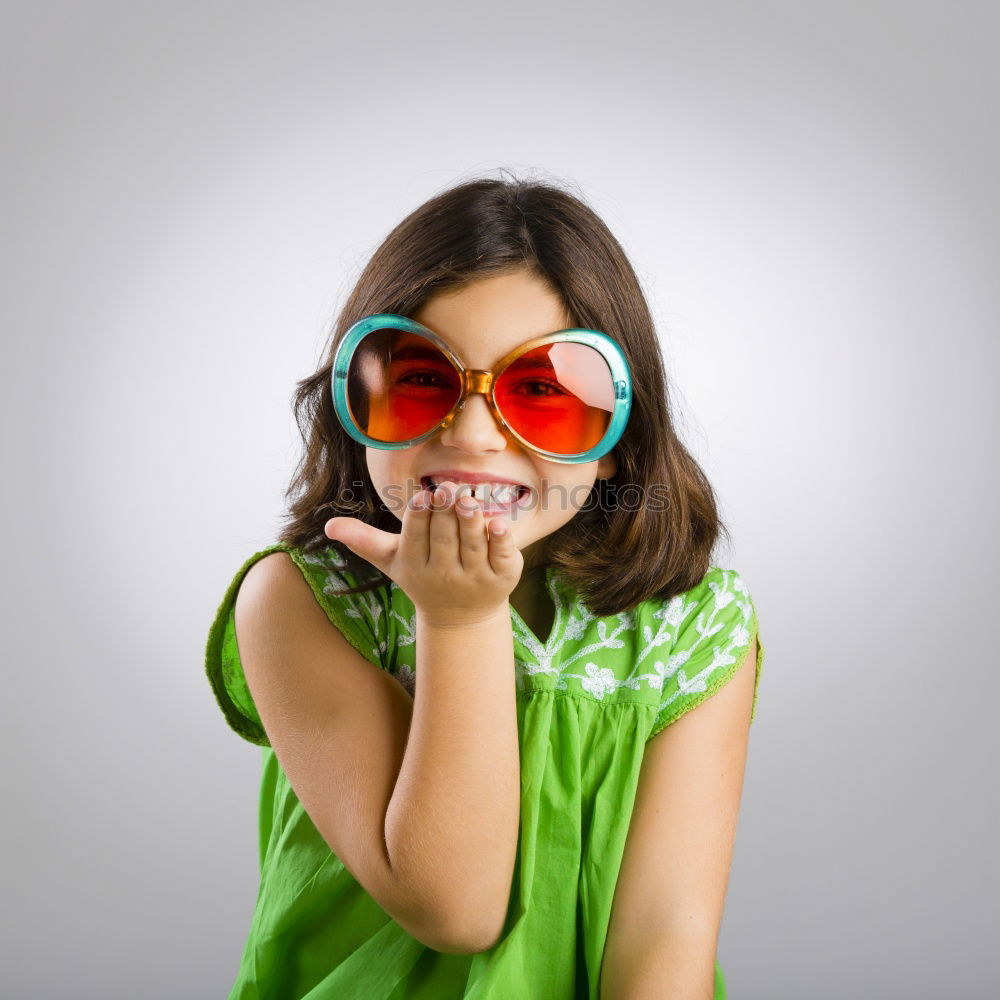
[410,269,572,368]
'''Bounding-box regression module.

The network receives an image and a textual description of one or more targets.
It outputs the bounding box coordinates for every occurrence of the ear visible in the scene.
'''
[597,449,617,480]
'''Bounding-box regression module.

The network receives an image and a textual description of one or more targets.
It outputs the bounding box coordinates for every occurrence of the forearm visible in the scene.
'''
[600,925,718,1000]
[384,607,520,947]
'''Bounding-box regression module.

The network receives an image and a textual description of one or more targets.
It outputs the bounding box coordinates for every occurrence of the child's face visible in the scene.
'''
[365,267,617,567]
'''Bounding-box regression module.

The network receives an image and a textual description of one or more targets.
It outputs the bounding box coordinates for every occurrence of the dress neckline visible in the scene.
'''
[386,562,570,655]
[508,564,562,650]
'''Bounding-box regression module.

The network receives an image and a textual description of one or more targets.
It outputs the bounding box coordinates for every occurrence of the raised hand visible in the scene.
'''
[324,481,524,628]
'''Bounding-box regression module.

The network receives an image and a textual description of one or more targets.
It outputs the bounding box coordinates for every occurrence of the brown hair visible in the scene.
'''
[276,169,731,615]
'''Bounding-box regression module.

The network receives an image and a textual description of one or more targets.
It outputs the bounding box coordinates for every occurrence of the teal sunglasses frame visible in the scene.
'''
[331,313,633,464]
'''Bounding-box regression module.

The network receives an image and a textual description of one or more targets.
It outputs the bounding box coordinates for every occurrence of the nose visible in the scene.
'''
[438,390,509,453]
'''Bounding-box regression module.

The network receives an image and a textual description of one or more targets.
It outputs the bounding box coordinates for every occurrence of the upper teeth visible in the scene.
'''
[429,478,523,503]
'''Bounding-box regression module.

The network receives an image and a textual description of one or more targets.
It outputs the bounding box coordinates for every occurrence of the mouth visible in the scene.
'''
[420,476,532,512]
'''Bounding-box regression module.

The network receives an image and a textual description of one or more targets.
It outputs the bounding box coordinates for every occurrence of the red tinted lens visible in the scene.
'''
[346,328,462,442]
[494,342,614,454]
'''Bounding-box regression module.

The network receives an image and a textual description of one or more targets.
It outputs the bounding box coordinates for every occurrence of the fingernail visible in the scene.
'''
[491,519,508,535]
[457,497,477,517]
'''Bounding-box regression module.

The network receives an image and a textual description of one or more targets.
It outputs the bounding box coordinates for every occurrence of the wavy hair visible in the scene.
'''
[276,170,730,615]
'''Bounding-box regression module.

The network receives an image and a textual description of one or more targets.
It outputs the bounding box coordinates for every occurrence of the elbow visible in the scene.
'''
[433,875,512,954]
[389,863,509,954]
[385,846,511,955]
[388,878,505,955]
[428,906,505,955]
[419,903,506,956]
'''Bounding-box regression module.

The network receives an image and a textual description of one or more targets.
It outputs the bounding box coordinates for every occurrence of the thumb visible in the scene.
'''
[324,516,398,575]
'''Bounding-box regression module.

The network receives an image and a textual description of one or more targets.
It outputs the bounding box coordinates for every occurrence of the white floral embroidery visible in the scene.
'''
[508,571,627,688]
[509,572,573,662]
[320,555,755,709]
[553,569,755,705]
[330,585,387,659]
[633,646,694,692]
[394,664,416,696]
[562,609,593,642]
[651,569,754,713]
[512,572,637,692]
[581,663,619,699]
[630,604,681,671]
[657,595,690,628]
[303,548,393,663]
[730,623,751,649]
[389,604,417,648]
[564,662,635,699]
[302,548,348,571]
[549,615,630,690]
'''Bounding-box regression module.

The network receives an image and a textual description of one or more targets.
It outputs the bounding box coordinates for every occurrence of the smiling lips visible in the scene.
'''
[419,476,531,510]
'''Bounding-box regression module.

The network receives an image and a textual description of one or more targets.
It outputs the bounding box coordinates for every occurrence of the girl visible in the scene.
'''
[205,174,764,999]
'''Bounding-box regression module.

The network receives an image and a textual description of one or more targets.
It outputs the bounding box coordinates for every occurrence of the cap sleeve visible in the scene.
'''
[645,567,764,743]
[204,542,389,747]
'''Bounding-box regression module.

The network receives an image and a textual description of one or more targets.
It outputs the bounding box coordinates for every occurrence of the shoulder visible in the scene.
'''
[662,564,752,612]
[655,565,757,650]
[239,545,390,665]
[234,550,317,640]
[205,542,394,746]
[237,543,384,617]
[234,546,369,632]
[233,552,330,679]
[643,565,763,740]
[239,548,294,589]
[234,544,376,660]
[237,549,300,605]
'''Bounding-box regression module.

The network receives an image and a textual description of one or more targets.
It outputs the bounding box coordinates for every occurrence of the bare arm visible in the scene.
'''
[600,638,758,998]
[385,608,521,953]
[324,479,525,954]
[600,925,718,1000]
[234,550,520,956]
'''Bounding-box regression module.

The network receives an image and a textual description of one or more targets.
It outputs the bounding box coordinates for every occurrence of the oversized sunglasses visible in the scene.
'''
[331,313,633,463]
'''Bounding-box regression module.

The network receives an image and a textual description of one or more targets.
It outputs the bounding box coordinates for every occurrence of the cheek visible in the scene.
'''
[365,452,393,494]
[567,480,598,514]
[365,451,421,520]
[536,477,597,521]
[361,458,389,511]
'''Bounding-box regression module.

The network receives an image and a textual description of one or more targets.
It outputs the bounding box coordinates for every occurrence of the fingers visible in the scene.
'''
[486,514,520,577]
[454,490,487,570]
[323,516,398,574]
[400,486,433,567]
[426,481,461,569]
[369,480,520,583]
[449,482,519,578]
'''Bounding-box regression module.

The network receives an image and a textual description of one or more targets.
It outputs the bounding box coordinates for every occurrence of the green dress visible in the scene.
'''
[205,541,764,999]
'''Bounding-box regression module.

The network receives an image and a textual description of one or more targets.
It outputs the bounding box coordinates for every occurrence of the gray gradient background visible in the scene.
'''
[2,1,996,997]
